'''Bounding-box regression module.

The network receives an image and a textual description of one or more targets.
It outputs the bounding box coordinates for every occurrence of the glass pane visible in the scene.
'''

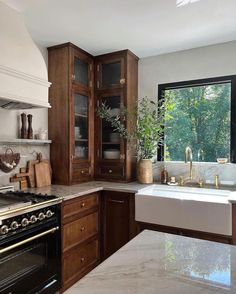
[102,62,121,87]
[0,243,46,287]
[101,95,121,159]
[164,82,231,162]
[74,57,88,86]
[74,93,89,159]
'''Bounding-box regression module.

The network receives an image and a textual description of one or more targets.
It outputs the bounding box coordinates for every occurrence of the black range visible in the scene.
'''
[0,186,62,294]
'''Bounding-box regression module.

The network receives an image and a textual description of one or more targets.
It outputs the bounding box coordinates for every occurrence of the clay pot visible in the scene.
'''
[137,159,153,184]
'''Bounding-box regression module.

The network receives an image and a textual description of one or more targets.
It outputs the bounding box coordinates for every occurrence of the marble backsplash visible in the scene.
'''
[0,144,49,189]
[153,161,236,185]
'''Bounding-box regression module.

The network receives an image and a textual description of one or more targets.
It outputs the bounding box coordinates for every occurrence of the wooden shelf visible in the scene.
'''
[75,138,88,142]
[102,142,120,145]
[75,113,88,118]
[0,139,52,145]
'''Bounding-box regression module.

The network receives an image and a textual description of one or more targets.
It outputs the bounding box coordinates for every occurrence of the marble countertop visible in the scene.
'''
[65,230,236,294]
[27,181,236,203]
[28,181,147,201]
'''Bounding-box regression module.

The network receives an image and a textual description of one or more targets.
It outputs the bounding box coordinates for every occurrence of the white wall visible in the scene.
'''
[139,41,236,184]
[139,41,236,99]
[0,2,49,186]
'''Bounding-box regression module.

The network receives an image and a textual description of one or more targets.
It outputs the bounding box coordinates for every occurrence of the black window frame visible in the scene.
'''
[157,75,236,163]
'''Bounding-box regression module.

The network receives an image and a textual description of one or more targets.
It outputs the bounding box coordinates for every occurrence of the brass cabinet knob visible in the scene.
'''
[81,202,85,208]
[108,169,113,174]
[80,257,85,263]
[80,226,85,232]
[81,170,85,174]
[120,78,126,85]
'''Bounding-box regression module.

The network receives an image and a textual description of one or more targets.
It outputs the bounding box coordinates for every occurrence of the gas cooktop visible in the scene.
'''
[0,191,59,214]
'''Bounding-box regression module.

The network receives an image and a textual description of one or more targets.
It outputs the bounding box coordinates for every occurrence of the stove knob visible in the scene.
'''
[30,215,37,224]
[10,221,19,230]
[46,210,53,218]
[38,212,45,221]
[21,218,29,227]
[0,225,9,235]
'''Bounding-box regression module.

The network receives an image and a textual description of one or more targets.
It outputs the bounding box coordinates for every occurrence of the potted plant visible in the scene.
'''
[97,97,171,183]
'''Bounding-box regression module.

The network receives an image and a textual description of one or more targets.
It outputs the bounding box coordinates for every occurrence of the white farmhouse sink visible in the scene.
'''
[135,184,232,236]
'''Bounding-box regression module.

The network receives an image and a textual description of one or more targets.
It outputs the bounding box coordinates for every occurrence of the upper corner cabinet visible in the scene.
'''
[48,43,94,185]
[95,55,125,90]
[94,50,139,182]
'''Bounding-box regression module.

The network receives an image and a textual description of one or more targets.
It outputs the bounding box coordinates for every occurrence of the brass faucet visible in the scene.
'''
[185,146,193,179]
[215,175,220,189]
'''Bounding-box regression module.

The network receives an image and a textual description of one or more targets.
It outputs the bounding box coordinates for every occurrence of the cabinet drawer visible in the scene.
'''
[63,212,98,251]
[99,165,124,179]
[72,165,91,182]
[63,193,99,219]
[63,239,99,285]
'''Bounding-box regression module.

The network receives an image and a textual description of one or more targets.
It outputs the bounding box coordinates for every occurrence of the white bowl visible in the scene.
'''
[104,149,120,159]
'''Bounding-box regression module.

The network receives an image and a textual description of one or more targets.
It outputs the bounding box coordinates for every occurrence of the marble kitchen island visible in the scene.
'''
[65,230,236,294]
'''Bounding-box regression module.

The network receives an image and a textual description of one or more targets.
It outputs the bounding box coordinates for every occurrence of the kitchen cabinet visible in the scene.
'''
[137,222,231,244]
[48,43,94,185]
[61,192,100,292]
[102,191,137,259]
[94,50,139,182]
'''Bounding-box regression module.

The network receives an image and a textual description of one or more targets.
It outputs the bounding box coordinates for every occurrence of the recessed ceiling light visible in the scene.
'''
[176,0,201,7]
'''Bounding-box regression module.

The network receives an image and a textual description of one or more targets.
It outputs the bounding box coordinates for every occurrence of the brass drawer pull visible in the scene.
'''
[80,226,85,232]
[81,202,85,208]
[81,170,85,174]
[108,169,113,174]
[109,199,125,204]
[0,227,59,254]
[80,257,85,263]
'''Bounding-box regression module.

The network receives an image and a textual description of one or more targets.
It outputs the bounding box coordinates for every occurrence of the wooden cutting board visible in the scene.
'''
[35,153,51,188]
[14,160,39,188]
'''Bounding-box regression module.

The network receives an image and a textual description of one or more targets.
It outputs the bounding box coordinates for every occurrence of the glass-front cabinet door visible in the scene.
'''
[74,57,89,86]
[98,92,125,162]
[73,91,90,160]
[72,49,92,89]
[96,58,125,89]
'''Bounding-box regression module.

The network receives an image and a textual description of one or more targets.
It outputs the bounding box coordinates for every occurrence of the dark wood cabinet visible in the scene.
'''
[61,192,100,292]
[48,43,94,185]
[102,191,137,259]
[94,50,139,182]
[48,43,138,184]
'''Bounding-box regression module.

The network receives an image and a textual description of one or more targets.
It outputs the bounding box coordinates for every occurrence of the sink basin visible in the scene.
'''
[135,184,232,236]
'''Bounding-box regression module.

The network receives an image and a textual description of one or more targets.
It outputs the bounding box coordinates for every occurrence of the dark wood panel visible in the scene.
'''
[137,221,232,244]
[48,46,70,185]
[102,191,137,259]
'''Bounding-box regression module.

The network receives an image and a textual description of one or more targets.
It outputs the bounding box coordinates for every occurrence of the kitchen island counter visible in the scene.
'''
[65,229,236,294]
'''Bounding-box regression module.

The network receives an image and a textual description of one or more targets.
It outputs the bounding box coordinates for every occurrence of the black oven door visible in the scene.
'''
[0,223,61,294]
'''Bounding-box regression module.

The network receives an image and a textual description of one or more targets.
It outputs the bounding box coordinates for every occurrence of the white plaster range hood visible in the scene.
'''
[0,2,51,109]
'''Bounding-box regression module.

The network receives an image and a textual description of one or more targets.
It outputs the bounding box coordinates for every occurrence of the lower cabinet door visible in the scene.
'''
[63,239,99,290]
[103,191,130,258]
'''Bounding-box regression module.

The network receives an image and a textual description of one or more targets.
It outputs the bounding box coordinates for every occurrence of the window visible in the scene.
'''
[158,76,236,163]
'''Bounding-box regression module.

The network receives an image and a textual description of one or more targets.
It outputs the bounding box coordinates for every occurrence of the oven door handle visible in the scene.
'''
[0,226,59,254]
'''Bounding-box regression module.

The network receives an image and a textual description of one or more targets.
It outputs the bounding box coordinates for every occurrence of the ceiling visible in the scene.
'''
[2,0,236,58]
